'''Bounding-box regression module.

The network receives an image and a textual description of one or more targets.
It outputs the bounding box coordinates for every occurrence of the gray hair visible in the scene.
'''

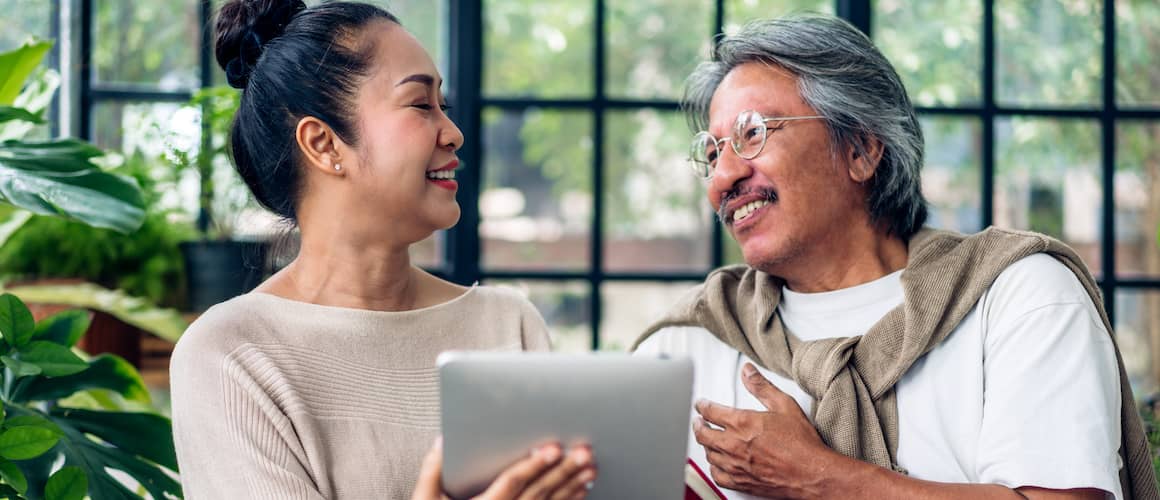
[685,14,927,240]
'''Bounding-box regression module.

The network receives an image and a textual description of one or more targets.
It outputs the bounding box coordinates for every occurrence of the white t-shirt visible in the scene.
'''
[636,254,1124,499]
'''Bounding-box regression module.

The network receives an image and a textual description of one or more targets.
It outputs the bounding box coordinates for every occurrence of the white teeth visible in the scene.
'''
[427,170,456,180]
[732,200,770,222]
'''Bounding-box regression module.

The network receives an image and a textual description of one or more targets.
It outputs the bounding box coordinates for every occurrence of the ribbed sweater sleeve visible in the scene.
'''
[171,317,325,499]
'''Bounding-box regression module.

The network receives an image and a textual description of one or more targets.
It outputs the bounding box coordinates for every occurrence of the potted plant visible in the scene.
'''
[172,86,271,312]
[0,39,181,499]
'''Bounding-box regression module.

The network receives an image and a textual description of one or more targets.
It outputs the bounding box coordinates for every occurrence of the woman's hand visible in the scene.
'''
[412,437,597,500]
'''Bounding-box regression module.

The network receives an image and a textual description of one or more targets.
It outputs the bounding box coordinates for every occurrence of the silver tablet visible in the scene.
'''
[438,351,694,500]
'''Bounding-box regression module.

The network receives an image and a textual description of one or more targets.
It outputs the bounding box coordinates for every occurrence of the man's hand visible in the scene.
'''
[693,363,842,498]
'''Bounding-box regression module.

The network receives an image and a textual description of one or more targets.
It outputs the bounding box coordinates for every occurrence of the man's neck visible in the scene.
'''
[777,230,909,294]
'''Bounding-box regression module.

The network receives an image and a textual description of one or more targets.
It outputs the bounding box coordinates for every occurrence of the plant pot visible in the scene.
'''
[179,240,269,312]
[26,301,142,367]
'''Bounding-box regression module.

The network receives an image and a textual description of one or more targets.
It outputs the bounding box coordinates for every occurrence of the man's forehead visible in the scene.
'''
[707,64,804,129]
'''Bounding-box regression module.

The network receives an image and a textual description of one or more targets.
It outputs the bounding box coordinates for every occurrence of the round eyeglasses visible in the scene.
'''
[688,110,824,179]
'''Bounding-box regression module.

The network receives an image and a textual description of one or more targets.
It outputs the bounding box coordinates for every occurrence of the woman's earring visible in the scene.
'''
[334,163,342,172]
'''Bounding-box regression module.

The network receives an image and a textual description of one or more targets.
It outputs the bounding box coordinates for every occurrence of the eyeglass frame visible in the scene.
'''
[688,110,825,179]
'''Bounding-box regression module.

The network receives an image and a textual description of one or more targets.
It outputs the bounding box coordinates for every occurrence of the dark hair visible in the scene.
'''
[215,0,399,221]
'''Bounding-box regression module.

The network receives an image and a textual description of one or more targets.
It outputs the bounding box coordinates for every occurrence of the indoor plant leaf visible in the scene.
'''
[30,310,89,348]
[0,356,40,378]
[0,293,34,348]
[14,354,149,404]
[43,465,85,500]
[0,426,58,460]
[50,408,176,470]
[0,150,145,234]
[0,210,32,248]
[48,418,178,500]
[0,41,52,106]
[3,415,63,438]
[3,283,186,343]
[0,107,42,126]
[12,342,87,377]
[0,457,27,494]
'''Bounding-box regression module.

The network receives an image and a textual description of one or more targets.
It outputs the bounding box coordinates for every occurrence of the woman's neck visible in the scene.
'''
[261,234,425,311]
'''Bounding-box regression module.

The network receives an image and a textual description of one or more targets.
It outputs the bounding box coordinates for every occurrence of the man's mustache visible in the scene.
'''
[717,188,778,225]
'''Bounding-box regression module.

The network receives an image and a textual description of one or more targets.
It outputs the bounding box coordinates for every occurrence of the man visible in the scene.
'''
[633,14,1157,500]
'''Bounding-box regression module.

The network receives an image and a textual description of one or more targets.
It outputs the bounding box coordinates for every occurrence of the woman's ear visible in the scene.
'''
[295,116,346,176]
[847,135,884,183]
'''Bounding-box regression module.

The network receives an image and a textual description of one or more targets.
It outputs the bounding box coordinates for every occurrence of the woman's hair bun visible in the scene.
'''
[215,0,307,89]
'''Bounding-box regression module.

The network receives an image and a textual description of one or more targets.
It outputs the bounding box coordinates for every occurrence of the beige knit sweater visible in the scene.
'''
[170,287,550,500]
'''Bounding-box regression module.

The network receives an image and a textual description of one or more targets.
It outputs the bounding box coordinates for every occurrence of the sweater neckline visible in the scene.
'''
[247,283,479,317]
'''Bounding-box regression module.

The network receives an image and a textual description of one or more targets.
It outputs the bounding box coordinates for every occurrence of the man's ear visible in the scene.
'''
[295,116,346,176]
[847,135,884,183]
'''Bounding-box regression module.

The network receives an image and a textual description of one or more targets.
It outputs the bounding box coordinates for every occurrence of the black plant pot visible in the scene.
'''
[179,240,270,312]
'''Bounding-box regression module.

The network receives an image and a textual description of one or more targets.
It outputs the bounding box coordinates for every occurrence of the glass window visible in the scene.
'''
[0,0,53,49]
[921,117,982,233]
[1116,0,1160,108]
[484,0,594,98]
[606,0,713,100]
[995,0,1102,108]
[995,118,1102,272]
[1116,121,1160,279]
[481,108,593,271]
[94,0,199,88]
[600,282,699,352]
[604,109,712,272]
[487,280,592,352]
[1117,289,1160,402]
[726,0,834,34]
[874,0,982,107]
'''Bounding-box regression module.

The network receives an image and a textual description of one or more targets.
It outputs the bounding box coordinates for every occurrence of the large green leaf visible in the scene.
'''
[31,310,89,348]
[0,458,27,494]
[0,426,58,460]
[0,210,32,249]
[3,283,186,343]
[3,416,63,438]
[0,107,42,125]
[0,294,34,348]
[0,41,52,106]
[13,342,87,377]
[0,356,39,378]
[15,355,149,405]
[47,414,180,500]
[0,140,145,233]
[51,409,175,470]
[43,466,85,500]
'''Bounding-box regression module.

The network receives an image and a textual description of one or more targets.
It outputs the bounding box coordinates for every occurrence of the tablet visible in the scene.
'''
[438,351,694,499]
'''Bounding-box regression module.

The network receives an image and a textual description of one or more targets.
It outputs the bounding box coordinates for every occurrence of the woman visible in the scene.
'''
[169,1,596,498]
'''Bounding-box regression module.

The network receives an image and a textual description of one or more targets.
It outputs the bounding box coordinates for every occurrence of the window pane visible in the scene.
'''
[361,0,446,76]
[486,280,592,352]
[1116,0,1160,108]
[725,0,834,34]
[1116,121,1160,278]
[484,0,593,98]
[995,118,1102,273]
[874,0,982,107]
[606,0,713,99]
[94,0,199,88]
[1117,289,1160,402]
[481,108,592,271]
[922,116,982,233]
[601,281,698,352]
[995,0,1102,107]
[604,110,711,272]
[0,0,52,48]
